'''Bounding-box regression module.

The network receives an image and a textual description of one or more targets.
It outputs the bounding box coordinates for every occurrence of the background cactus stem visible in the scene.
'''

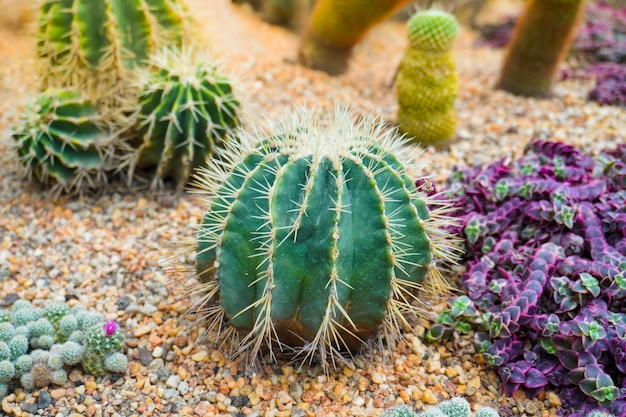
[495,0,587,97]
[298,0,412,75]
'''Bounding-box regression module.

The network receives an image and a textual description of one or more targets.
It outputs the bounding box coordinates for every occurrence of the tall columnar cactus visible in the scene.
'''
[495,0,587,97]
[126,47,240,191]
[11,89,114,197]
[37,0,189,105]
[396,10,460,146]
[183,106,460,368]
[298,0,411,75]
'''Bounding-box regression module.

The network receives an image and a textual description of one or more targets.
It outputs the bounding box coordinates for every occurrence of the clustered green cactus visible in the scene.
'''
[13,0,242,197]
[380,397,500,417]
[184,105,460,369]
[396,9,460,146]
[11,89,115,196]
[0,300,127,398]
[126,47,240,191]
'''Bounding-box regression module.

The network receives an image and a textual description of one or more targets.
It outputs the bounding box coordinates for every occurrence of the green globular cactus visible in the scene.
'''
[36,0,189,105]
[126,47,240,191]
[81,321,125,376]
[11,89,114,197]
[185,106,460,369]
[298,0,411,74]
[495,0,586,97]
[396,10,460,146]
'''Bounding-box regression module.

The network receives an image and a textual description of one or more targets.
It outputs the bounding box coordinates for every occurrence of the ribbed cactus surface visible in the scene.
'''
[37,0,188,97]
[128,48,240,191]
[11,90,112,196]
[397,10,459,146]
[189,106,459,367]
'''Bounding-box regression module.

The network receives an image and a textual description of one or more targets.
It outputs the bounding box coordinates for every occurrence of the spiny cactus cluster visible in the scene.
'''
[14,0,242,197]
[126,47,240,191]
[427,140,626,416]
[179,106,460,370]
[11,89,115,196]
[380,397,500,417]
[396,9,460,145]
[0,300,126,398]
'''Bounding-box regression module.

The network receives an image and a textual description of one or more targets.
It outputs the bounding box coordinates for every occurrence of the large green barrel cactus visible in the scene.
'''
[298,0,411,75]
[396,10,460,146]
[11,89,114,196]
[37,0,189,101]
[495,0,586,97]
[187,106,460,368]
[126,47,240,191]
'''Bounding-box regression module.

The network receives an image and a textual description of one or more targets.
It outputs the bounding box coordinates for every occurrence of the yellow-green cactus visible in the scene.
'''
[396,10,459,146]
[495,0,586,97]
[298,0,411,75]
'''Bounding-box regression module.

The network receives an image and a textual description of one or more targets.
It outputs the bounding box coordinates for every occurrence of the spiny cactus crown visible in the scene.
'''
[407,10,459,53]
[126,46,240,191]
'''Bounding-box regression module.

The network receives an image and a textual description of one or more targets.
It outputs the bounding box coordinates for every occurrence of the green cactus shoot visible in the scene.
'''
[177,106,460,368]
[396,9,460,146]
[37,0,190,107]
[126,47,240,191]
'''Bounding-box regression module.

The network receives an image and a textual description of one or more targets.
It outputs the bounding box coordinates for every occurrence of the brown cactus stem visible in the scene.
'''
[298,0,411,75]
[495,0,586,97]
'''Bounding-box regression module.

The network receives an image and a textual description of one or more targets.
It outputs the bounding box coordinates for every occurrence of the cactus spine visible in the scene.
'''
[127,47,240,191]
[298,0,411,75]
[495,0,586,97]
[396,10,460,146]
[185,106,460,368]
[11,89,114,196]
[37,0,189,105]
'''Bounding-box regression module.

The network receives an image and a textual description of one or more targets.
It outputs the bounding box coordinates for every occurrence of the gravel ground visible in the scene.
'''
[0,1,625,417]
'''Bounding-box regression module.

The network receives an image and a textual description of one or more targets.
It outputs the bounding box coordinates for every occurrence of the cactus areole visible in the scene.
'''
[192,107,458,365]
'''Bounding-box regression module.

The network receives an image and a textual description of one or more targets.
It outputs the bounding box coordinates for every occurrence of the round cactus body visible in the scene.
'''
[396,10,459,146]
[37,0,189,103]
[189,106,459,367]
[127,47,240,191]
[11,90,114,196]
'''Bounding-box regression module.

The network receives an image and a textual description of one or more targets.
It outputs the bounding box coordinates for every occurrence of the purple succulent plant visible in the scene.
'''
[429,140,626,414]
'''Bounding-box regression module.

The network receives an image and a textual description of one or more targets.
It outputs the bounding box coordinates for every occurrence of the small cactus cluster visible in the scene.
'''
[13,0,241,196]
[179,106,460,370]
[380,397,500,417]
[11,89,114,197]
[0,300,126,398]
[396,9,460,146]
[126,47,240,190]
